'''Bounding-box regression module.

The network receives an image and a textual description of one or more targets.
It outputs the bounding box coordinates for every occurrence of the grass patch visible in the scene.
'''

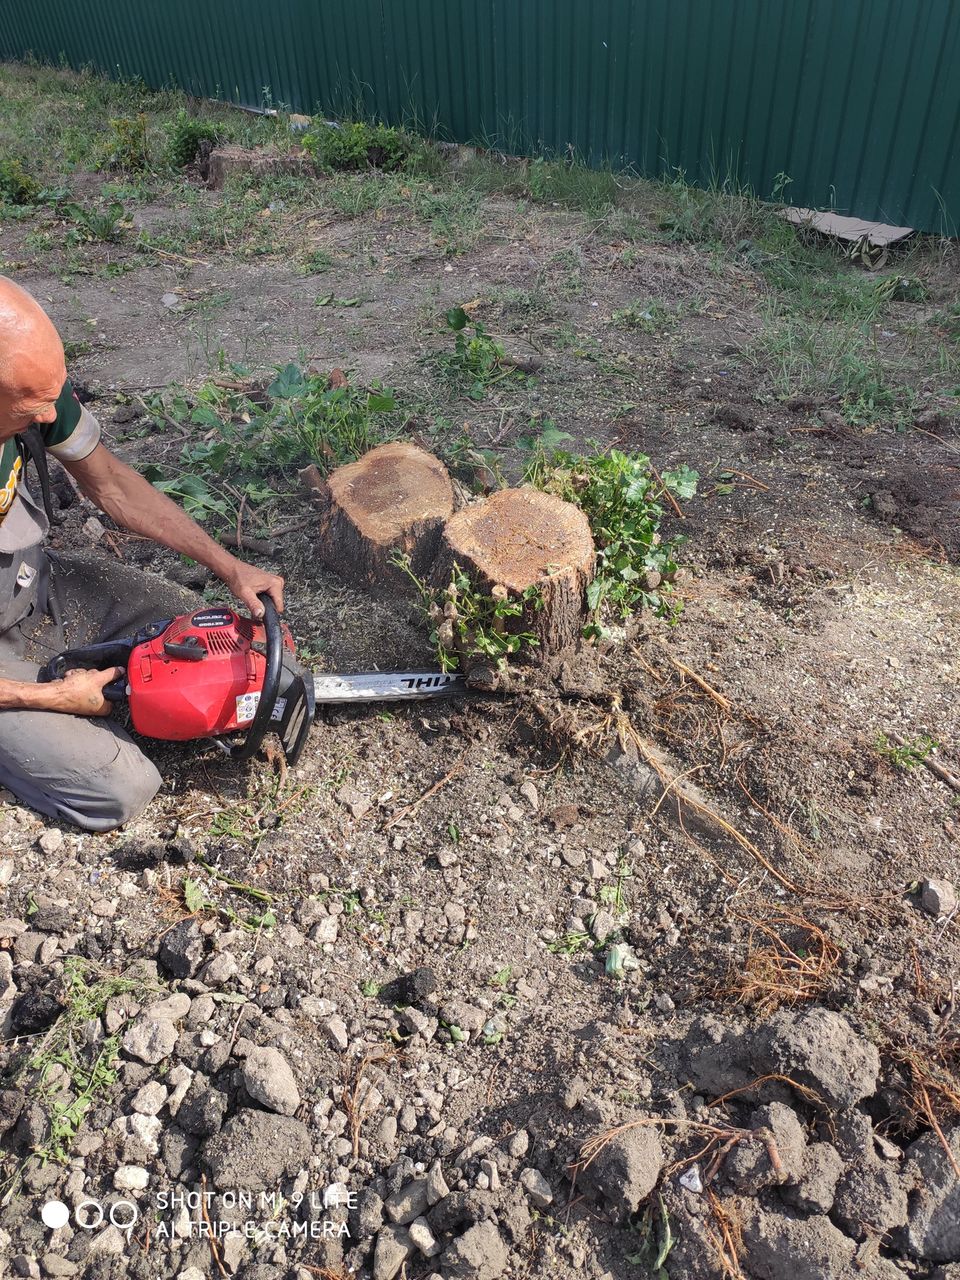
[140,364,398,528]
[303,119,418,173]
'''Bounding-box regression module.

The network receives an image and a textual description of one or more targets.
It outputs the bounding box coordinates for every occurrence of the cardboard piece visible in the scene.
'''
[779,207,914,248]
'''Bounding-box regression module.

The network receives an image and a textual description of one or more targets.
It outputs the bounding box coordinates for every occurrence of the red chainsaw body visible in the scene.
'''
[126,607,295,741]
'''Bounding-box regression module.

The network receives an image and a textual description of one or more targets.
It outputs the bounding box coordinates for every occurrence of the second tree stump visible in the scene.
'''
[434,487,595,656]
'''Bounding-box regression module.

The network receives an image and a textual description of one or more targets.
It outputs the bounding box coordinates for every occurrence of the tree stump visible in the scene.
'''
[205,145,314,190]
[314,442,455,590]
[434,487,595,658]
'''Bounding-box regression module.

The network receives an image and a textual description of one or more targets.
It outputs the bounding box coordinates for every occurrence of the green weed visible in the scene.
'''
[101,114,150,171]
[434,306,527,400]
[303,119,416,172]
[0,155,40,204]
[522,436,697,634]
[166,107,222,167]
[141,364,398,528]
[23,958,153,1165]
[875,732,939,771]
[611,300,676,332]
[394,554,542,673]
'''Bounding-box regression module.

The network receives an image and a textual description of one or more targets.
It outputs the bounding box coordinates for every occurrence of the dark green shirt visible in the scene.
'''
[0,379,100,526]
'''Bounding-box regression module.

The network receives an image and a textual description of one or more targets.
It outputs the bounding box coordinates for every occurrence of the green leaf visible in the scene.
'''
[267,363,305,399]
[367,392,395,413]
[183,878,206,914]
[446,306,469,331]
[315,293,334,306]
[338,296,361,307]
[586,579,605,610]
[661,464,699,499]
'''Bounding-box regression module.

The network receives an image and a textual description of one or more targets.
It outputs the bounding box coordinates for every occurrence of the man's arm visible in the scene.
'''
[0,666,123,715]
[62,444,284,617]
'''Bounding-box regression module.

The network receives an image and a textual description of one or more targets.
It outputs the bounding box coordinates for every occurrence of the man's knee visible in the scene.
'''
[62,743,162,832]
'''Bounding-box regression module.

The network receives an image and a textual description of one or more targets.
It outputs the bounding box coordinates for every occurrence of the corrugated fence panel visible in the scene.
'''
[0,0,958,231]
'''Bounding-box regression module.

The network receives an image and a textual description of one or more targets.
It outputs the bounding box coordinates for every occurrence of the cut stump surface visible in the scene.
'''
[435,487,595,654]
[316,442,455,590]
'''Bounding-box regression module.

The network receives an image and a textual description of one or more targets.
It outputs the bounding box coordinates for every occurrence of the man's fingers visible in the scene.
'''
[96,666,125,687]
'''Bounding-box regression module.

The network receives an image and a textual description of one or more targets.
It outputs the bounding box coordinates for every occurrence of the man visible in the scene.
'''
[0,276,284,831]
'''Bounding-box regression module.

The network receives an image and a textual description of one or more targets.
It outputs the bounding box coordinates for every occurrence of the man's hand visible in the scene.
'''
[52,667,124,717]
[222,561,285,618]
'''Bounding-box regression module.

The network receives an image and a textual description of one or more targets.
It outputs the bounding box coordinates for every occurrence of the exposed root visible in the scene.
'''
[706,1189,747,1279]
[719,909,841,1015]
[890,1036,960,1173]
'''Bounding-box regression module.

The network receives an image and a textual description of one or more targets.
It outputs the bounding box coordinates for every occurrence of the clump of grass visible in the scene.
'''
[0,156,40,204]
[303,119,417,172]
[166,107,223,167]
[522,434,697,634]
[611,300,676,332]
[722,909,840,1017]
[527,156,619,216]
[17,958,152,1168]
[875,732,939,770]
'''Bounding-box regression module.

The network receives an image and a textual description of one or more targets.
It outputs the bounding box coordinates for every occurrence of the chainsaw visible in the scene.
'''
[37,594,466,767]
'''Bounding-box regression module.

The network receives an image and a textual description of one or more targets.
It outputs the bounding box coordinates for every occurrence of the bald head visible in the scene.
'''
[0,277,66,439]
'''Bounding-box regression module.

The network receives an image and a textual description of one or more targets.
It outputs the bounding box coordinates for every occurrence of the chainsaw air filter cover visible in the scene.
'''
[126,607,295,742]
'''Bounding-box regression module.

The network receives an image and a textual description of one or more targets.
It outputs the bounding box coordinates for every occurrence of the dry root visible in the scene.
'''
[720,908,841,1016]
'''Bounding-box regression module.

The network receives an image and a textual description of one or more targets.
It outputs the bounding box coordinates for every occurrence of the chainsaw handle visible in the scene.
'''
[228,593,283,762]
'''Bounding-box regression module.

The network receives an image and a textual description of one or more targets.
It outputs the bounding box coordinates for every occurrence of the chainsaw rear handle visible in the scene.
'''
[227,592,283,762]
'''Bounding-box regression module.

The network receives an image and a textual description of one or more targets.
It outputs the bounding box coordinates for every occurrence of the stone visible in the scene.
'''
[316,442,455,592]
[905,1125,960,1262]
[920,878,958,918]
[123,1017,177,1065]
[441,1220,510,1279]
[427,1160,450,1205]
[204,1109,312,1190]
[131,1082,168,1116]
[753,1008,880,1109]
[372,1225,414,1280]
[144,993,191,1021]
[40,1256,77,1277]
[200,951,238,985]
[38,829,63,855]
[158,919,206,978]
[408,1216,441,1257]
[323,1015,349,1052]
[519,1167,552,1209]
[241,1047,301,1116]
[506,1130,529,1159]
[113,1165,149,1191]
[385,1177,430,1225]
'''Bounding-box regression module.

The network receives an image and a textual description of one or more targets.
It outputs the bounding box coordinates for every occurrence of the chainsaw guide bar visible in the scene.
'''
[311,670,468,704]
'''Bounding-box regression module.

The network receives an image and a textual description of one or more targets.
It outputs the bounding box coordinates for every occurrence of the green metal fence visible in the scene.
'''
[1,1,958,232]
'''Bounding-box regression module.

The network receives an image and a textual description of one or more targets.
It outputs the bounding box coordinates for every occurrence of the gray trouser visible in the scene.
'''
[0,551,196,832]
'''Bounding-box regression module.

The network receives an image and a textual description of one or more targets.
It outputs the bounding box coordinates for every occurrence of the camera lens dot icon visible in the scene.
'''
[41,1200,70,1229]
